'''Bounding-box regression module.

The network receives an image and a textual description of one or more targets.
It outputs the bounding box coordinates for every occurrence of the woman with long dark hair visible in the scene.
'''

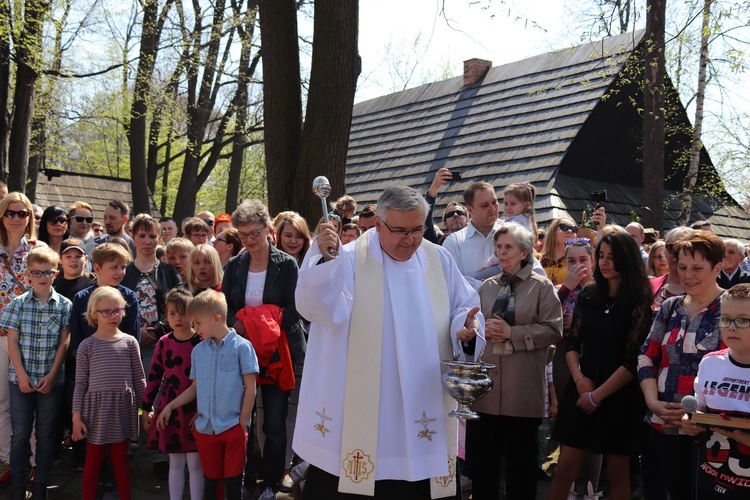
[38,206,70,255]
[549,230,653,500]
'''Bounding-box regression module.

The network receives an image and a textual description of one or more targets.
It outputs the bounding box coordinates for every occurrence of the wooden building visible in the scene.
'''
[345,31,750,238]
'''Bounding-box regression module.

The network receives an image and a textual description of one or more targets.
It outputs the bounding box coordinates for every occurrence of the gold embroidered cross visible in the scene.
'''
[314,407,333,437]
[415,411,438,441]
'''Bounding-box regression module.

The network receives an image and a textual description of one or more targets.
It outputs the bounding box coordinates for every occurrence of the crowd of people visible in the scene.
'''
[1,168,750,500]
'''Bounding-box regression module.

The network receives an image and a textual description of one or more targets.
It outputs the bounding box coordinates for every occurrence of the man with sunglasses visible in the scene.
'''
[442,202,469,235]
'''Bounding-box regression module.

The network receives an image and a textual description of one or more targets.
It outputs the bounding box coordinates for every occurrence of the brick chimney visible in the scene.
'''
[463,58,492,86]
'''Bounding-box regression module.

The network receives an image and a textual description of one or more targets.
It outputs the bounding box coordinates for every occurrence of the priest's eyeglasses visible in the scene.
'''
[717,316,750,329]
[381,220,425,238]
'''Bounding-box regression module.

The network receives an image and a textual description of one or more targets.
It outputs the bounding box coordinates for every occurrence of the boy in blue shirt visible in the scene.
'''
[157,290,258,500]
[2,247,72,499]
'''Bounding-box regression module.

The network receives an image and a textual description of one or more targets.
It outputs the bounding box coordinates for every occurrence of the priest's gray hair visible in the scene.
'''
[232,199,271,228]
[493,221,535,255]
[375,186,429,221]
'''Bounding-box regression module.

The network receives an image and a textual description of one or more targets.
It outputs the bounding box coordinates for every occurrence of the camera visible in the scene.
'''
[589,190,607,208]
[449,171,462,181]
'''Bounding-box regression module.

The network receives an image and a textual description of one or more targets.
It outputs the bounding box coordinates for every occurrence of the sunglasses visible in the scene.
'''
[558,223,579,233]
[29,270,56,278]
[204,220,214,226]
[444,210,467,219]
[71,216,94,224]
[665,243,676,254]
[49,217,68,225]
[565,238,590,246]
[4,210,30,219]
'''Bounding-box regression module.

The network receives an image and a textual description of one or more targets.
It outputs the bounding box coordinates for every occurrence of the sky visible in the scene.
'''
[355,0,583,102]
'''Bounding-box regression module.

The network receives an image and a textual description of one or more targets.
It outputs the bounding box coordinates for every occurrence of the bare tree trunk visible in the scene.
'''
[259,0,302,215]
[227,0,259,213]
[676,0,711,227]
[0,0,10,182]
[8,0,51,193]
[295,0,360,225]
[643,0,666,232]
[128,0,175,214]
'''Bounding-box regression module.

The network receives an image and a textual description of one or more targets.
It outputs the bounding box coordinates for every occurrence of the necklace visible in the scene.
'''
[605,301,616,314]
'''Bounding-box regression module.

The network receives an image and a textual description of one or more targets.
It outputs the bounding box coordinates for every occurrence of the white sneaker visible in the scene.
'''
[568,482,578,500]
[582,481,603,500]
[258,487,277,500]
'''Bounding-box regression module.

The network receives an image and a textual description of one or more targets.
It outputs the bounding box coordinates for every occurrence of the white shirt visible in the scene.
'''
[442,221,500,290]
[294,231,485,482]
[244,270,266,307]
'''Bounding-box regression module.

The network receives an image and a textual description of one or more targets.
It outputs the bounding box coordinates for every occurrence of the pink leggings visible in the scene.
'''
[83,440,131,500]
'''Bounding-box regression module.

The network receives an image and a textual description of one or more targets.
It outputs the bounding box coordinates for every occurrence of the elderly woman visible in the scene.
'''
[637,230,725,500]
[468,222,562,500]
[0,192,45,486]
[222,200,306,499]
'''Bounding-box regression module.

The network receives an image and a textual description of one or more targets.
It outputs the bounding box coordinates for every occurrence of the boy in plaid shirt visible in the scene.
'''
[1,247,72,499]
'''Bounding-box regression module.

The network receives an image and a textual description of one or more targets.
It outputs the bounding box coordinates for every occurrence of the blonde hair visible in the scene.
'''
[85,286,125,326]
[91,242,133,267]
[272,211,311,262]
[0,192,36,245]
[186,289,227,322]
[68,201,93,216]
[166,237,195,256]
[27,246,60,268]
[541,217,576,262]
[186,244,224,294]
[503,182,537,236]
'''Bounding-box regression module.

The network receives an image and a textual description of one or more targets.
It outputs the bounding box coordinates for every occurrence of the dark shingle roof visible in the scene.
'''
[34,170,160,217]
[345,31,750,238]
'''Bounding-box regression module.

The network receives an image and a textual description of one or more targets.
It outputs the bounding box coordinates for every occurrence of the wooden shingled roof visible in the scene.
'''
[345,30,750,238]
[34,170,161,217]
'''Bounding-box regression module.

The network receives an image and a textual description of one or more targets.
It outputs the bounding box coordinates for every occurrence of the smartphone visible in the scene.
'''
[450,171,462,181]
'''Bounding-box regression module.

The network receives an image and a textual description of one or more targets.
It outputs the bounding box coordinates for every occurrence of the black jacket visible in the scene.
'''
[121,261,183,337]
[222,246,306,363]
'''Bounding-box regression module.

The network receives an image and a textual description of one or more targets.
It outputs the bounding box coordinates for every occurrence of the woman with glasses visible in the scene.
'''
[637,230,726,499]
[540,218,579,286]
[222,200,306,499]
[650,227,693,312]
[0,192,46,486]
[214,228,241,269]
[38,206,70,255]
[469,222,562,500]
[549,231,652,500]
[646,241,669,278]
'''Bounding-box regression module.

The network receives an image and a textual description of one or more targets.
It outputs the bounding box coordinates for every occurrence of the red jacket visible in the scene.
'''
[236,304,295,391]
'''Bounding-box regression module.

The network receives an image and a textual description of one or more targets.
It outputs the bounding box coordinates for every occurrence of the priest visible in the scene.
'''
[294,186,486,500]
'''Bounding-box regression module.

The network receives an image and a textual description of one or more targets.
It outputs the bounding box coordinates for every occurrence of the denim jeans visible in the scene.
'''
[9,383,62,486]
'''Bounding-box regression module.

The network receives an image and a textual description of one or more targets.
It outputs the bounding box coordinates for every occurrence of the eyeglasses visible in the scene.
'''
[71,216,94,224]
[238,229,264,240]
[4,210,30,219]
[717,316,750,329]
[381,219,425,238]
[565,238,590,246]
[665,243,676,254]
[49,217,68,225]
[654,254,668,260]
[215,238,227,244]
[558,223,579,233]
[97,308,125,318]
[444,210,467,219]
[29,270,56,278]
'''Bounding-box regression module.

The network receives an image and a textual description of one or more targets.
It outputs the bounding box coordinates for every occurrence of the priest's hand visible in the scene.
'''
[317,223,340,261]
[457,306,480,341]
